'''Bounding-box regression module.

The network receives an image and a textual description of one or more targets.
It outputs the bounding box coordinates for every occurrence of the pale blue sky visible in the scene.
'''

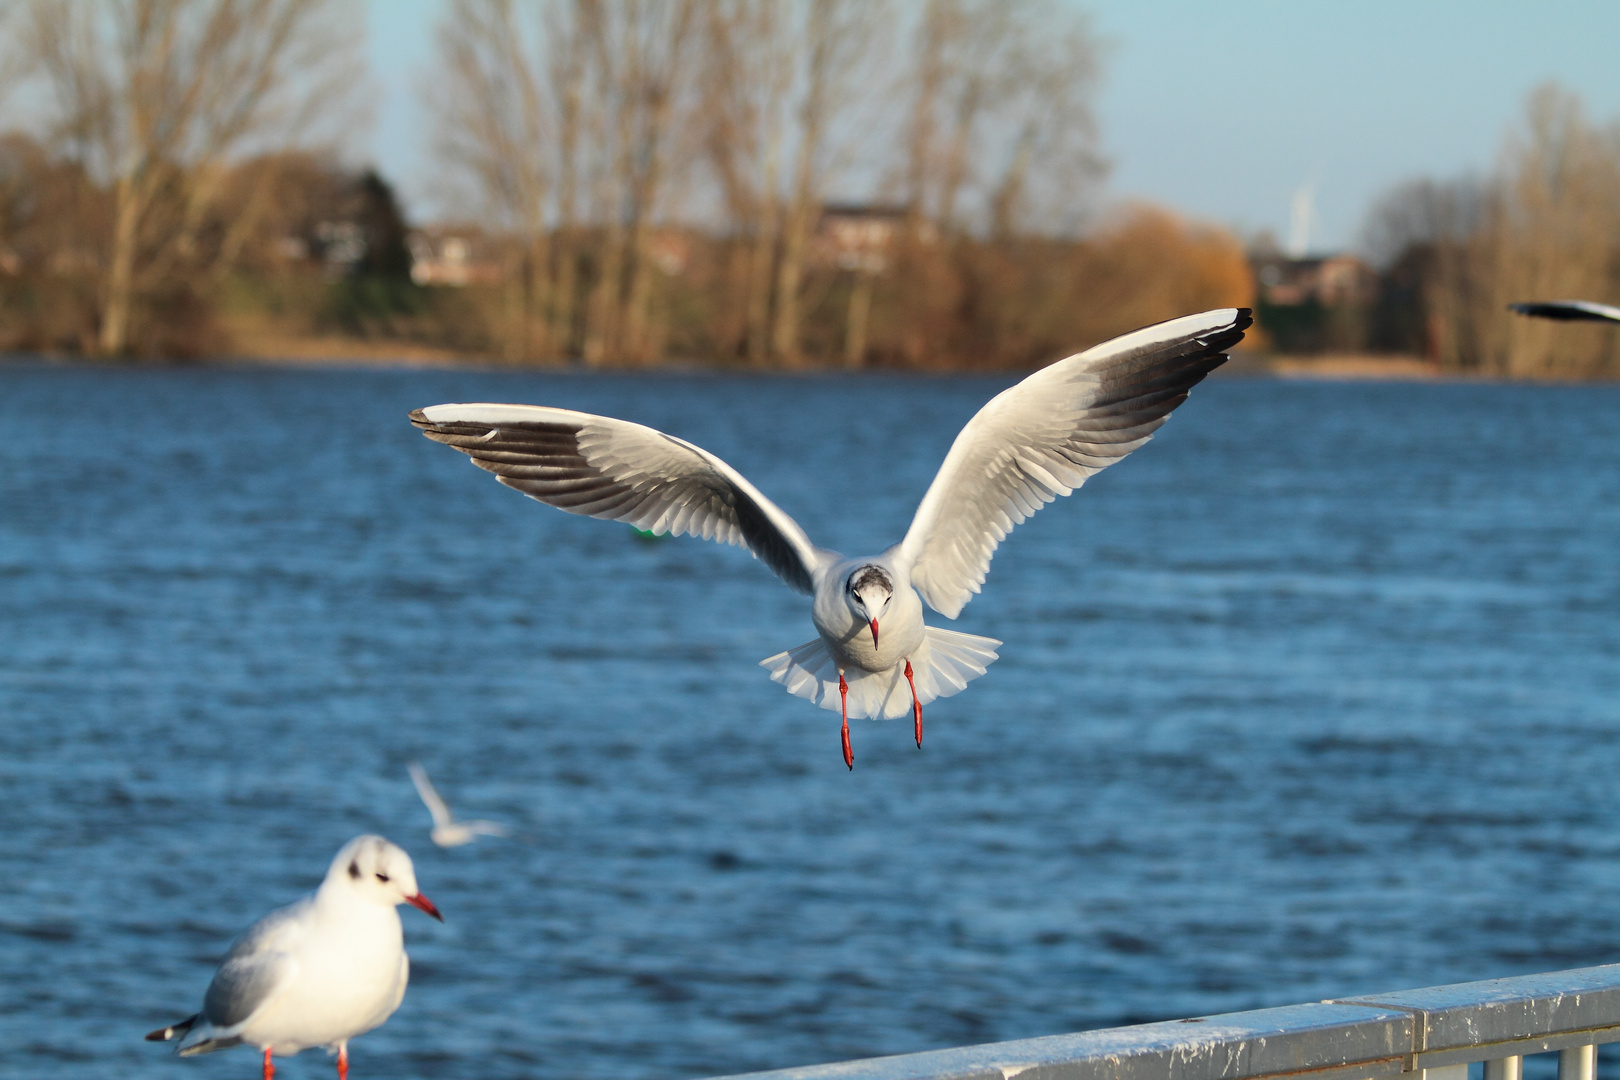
[365,0,1620,253]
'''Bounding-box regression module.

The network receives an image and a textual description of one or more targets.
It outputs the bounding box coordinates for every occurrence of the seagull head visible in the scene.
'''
[327,834,444,921]
[845,565,894,648]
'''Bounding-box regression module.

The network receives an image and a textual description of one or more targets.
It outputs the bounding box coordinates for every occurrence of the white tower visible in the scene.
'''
[1287,181,1315,258]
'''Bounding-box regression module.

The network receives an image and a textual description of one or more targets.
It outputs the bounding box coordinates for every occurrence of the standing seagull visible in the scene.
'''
[412,308,1250,768]
[146,835,443,1080]
[1509,300,1620,323]
[408,761,508,847]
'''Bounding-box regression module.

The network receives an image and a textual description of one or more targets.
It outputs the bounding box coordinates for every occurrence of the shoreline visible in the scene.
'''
[0,347,1603,383]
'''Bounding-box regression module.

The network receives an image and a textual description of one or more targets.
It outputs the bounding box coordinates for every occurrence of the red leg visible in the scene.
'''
[904,661,922,748]
[263,1047,275,1080]
[838,673,852,770]
[337,1044,348,1080]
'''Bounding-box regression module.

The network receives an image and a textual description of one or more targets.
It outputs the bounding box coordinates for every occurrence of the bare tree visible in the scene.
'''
[546,0,586,357]
[1370,84,1620,377]
[1486,84,1620,376]
[1362,178,1483,270]
[1361,176,1486,366]
[22,0,358,357]
[768,0,880,366]
[435,0,555,360]
[0,2,30,108]
[427,0,1106,369]
[905,0,1105,239]
[432,0,610,361]
[608,0,698,364]
[511,0,699,366]
[699,0,791,364]
[697,0,892,367]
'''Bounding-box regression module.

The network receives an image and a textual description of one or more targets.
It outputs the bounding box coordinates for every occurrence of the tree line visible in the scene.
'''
[0,0,1253,367]
[1362,84,1620,379]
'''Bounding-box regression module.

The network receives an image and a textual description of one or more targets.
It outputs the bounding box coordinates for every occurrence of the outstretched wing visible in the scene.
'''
[411,404,835,594]
[1508,300,1620,323]
[408,763,454,829]
[899,309,1250,619]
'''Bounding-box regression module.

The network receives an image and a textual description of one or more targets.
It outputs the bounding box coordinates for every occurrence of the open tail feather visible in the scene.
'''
[761,626,1000,720]
[145,1014,240,1056]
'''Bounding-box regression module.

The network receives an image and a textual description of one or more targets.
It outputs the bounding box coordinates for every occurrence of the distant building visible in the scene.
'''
[272,236,309,262]
[407,228,504,287]
[646,229,691,275]
[812,204,921,274]
[265,220,373,278]
[1252,253,1378,307]
[1249,251,1387,355]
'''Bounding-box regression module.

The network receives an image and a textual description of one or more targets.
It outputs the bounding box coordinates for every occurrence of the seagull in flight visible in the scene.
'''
[146,835,442,1080]
[408,762,508,848]
[1509,300,1620,323]
[411,308,1250,769]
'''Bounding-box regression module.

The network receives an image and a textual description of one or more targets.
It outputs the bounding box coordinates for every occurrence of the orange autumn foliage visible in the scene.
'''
[869,204,1256,371]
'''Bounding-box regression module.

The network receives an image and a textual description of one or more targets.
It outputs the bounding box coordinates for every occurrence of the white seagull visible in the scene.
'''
[408,762,508,847]
[146,835,442,1080]
[1509,300,1620,323]
[412,308,1250,768]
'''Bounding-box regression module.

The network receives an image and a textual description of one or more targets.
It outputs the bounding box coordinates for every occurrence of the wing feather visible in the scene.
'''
[412,404,833,593]
[900,308,1250,618]
[192,900,307,1040]
[408,763,454,829]
[1509,300,1620,323]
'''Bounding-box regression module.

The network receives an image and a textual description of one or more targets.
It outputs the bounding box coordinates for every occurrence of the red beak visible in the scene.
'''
[870,619,879,648]
[406,892,443,921]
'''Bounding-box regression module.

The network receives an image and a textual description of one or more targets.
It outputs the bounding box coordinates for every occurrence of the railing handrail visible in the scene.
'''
[706,964,1620,1080]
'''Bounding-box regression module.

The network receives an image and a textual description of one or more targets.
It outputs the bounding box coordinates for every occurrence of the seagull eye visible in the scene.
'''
[375,873,391,883]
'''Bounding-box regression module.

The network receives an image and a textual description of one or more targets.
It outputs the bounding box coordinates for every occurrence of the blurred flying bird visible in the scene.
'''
[146,835,442,1080]
[1509,300,1620,323]
[408,762,508,848]
[411,309,1250,769]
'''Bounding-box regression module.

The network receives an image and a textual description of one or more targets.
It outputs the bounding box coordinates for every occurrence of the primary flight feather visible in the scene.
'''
[411,308,1250,768]
[1509,300,1620,323]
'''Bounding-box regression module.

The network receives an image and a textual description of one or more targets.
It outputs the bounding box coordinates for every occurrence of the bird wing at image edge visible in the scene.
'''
[411,406,825,594]
[1508,300,1620,323]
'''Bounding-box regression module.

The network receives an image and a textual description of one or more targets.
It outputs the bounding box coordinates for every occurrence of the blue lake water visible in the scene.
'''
[2,364,1619,1080]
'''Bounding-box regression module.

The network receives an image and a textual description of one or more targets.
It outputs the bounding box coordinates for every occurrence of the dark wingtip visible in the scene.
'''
[145,1016,195,1042]
[1191,308,1253,368]
[1505,301,1620,322]
[408,408,430,428]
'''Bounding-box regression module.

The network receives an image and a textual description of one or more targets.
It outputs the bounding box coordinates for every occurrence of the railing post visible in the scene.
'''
[1486,1057,1524,1080]
[1561,1045,1597,1080]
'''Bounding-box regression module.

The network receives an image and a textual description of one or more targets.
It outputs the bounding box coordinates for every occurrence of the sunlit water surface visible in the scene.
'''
[2,366,1619,1080]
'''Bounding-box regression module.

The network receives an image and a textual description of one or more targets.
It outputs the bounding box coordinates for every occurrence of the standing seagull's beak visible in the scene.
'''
[406,892,444,921]
[870,619,879,649]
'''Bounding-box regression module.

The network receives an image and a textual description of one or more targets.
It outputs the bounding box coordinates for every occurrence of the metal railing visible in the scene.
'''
[708,964,1620,1080]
